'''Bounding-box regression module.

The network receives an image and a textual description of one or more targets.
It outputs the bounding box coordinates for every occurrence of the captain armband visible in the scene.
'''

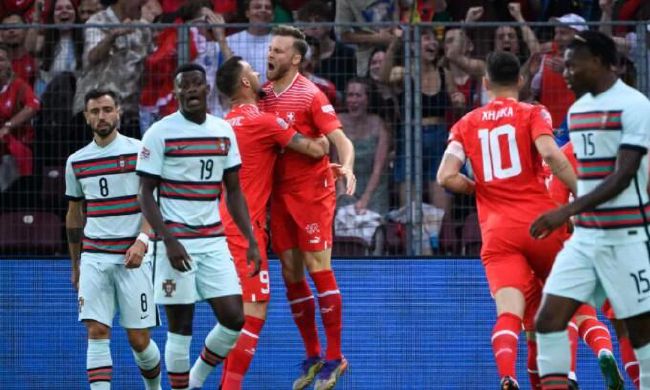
[444,141,466,164]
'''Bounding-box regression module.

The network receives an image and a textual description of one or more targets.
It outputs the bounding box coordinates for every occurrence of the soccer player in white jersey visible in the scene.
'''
[137,63,261,390]
[65,89,161,390]
[529,30,650,389]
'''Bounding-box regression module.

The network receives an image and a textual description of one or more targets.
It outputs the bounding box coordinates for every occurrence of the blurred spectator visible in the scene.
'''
[443,28,482,115]
[34,0,84,96]
[297,0,356,97]
[402,0,452,23]
[381,28,455,212]
[0,14,38,86]
[335,0,400,77]
[72,0,153,139]
[226,0,273,83]
[367,47,400,132]
[337,78,390,215]
[302,36,338,106]
[447,3,540,102]
[529,13,585,132]
[0,43,40,196]
[140,0,231,132]
[78,0,104,23]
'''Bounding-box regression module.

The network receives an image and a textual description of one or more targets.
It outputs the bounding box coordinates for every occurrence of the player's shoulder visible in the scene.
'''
[67,141,96,163]
[120,134,143,150]
[146,111,182,136]
[207,113,235,135]
[294,74,322,96]
[615,80,650,110]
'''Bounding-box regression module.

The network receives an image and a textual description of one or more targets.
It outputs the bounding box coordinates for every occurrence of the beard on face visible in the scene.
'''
[267,61,291,81]
[93,121,117,138]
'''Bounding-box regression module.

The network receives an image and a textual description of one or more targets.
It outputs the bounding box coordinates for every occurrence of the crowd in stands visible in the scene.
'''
[0,0,648,256]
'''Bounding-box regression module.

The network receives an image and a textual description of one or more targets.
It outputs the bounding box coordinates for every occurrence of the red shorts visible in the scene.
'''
[481,226,569,295]
[270,181,335,254]
[227,226,270,303]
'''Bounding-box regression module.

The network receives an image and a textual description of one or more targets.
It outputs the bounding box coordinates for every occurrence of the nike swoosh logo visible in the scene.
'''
[177,145,188,150]
[140,315,149,319]
[638,296,650,303]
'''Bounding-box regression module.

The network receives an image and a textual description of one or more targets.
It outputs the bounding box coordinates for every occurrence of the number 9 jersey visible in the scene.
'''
[448,97,558,231]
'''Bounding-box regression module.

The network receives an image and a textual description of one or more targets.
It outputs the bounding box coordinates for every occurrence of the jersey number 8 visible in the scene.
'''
[478,124,522,182]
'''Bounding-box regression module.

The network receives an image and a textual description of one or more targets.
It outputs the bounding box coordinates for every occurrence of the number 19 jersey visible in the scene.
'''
[449,97,557,231]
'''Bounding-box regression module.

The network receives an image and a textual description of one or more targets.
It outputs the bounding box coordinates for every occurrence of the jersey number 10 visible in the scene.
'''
[478,124,522,182]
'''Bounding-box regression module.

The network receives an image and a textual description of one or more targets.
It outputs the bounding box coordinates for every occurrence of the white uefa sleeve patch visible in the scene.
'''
[445,141,466,163]
[321,104,335,114]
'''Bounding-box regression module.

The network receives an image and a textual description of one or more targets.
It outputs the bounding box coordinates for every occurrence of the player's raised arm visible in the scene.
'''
[65,200,84,290]
[222,169,261,276]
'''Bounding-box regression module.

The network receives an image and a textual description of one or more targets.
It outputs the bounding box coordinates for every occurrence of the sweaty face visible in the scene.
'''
[85,95,120,139]
[562,47,594,96]
[267,35,299,81]
[246,0,273,24]
[175,70,209,114]
[494,26,519,54]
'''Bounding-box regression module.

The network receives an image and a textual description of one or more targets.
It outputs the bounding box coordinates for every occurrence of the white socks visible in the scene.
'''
[87,339,112,390]
[165,332,192,390]
[634,342,650,389]
[536,330,571,377]
[189,324,241,387]
[132,339,161,390]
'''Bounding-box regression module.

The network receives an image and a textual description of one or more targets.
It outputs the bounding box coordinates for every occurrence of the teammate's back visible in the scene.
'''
[451,98,558,228]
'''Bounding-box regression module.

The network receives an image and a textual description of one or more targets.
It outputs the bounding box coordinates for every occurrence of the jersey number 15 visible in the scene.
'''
[478,124,522,182]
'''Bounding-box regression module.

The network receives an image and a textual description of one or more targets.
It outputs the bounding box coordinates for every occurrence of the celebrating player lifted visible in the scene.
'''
[258,26,355,390]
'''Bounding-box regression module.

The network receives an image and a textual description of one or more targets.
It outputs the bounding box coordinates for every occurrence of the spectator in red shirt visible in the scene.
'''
[0,13,37,86]
[0,43,40,189]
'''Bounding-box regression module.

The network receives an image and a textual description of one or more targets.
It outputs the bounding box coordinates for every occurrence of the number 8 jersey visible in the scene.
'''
[65,133,144,263]
[448,97,557,229]
[136,111,241,254]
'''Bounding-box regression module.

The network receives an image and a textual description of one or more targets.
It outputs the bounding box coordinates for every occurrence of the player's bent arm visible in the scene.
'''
[286,133,330,159]
[66,200,85,266]
[327,129,354,170]
[436,142,475,195]
[137,176,175,242]
[222,169,256,244]
[563,146,645,217]
[535,134,577,195]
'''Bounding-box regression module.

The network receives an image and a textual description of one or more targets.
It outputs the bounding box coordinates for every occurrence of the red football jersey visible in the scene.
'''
[259,73,341,186]
[219,104,296,236]
[449,97,557,231]
[546,142,577,205]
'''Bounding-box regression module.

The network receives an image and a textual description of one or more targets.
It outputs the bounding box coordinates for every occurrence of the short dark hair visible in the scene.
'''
[84,89,119,108]
[244,0,275,11]
[567,30,618,68]
[297,0,333,22]
[272,25,309,62]
[177,0,213,22]
[216,56,244,98]
[486,51,520,86]
[174,63,207,80]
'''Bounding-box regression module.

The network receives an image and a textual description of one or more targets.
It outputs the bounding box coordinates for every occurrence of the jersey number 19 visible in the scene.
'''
[478,124,522,182]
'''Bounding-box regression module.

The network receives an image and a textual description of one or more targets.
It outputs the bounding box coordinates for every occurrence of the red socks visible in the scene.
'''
[491,313,522,379]
[286,279,321,358]
[527,339,541,389]
[311,270,343,361]
[220,316,265,390]
[619,336,640,389]
[578,317,613,356]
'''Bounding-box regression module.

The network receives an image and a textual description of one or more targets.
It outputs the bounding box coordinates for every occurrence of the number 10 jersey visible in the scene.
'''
[448,97,557,231]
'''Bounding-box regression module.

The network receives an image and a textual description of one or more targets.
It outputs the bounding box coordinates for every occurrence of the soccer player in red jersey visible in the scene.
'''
[258,26,355,390]
[214,56,331,390]
[437,51,577,389]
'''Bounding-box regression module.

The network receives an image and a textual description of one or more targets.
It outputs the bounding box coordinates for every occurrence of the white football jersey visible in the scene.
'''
[65,133,144,263]
[568,79,650,245]
[136,111,241,253]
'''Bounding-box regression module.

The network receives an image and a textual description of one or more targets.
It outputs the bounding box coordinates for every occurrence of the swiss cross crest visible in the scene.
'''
[118,155,126,171]
[286,112,295,123]
[78,296,84,313]
[162,279,176,297]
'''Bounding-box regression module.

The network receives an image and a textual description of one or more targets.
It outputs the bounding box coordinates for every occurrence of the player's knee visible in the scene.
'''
[534,307,564,333]
[221,310,245,331]
[126,329,151,352]
[85,320,110,339]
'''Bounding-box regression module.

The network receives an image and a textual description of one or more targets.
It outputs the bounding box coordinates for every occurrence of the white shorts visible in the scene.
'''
[78,256,158,329]
[544,238,650,319]
[150,237,242,305]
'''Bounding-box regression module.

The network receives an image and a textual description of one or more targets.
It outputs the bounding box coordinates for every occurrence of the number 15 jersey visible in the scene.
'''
[449,97,557,232]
